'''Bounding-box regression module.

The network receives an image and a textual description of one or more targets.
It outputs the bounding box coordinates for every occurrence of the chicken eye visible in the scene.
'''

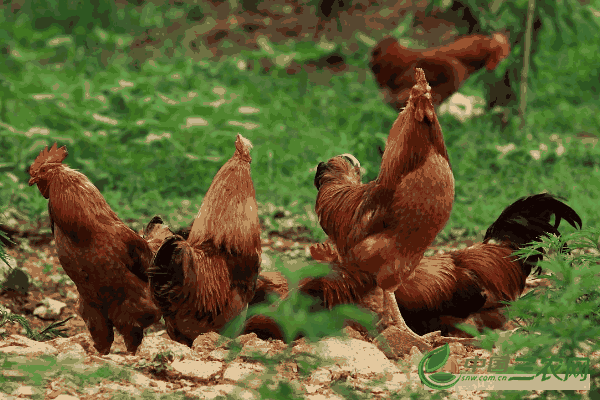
[387,73,399,89]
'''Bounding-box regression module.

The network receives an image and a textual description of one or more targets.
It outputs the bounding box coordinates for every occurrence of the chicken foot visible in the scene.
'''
[380,289,433,353]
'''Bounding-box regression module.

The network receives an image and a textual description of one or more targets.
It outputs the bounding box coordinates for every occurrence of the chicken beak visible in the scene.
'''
[28,177,38,186]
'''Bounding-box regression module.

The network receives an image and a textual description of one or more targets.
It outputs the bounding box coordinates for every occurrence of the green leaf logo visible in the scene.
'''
[418,343,460,390]
[430,372,457,383]
[424,343,450,372]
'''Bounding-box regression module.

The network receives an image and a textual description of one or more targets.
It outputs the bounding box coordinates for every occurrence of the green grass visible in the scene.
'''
[1,2,598,241]
[1,45,598,240]
[0,353,131,398]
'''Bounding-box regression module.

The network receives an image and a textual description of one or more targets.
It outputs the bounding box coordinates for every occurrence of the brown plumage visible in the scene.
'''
[147,134,262,347]
[27,143,162,355]
[143,215,176,254]
[370,33,510,111]
[309,156,582,337]
[423,33,511,74]
[313,69,454,348]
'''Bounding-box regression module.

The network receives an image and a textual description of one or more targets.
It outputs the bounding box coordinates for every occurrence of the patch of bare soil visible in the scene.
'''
[3,219,595,400]
[0,220,550,342]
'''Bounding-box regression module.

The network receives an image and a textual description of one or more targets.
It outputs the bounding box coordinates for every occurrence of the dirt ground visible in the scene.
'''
[0,217,547,349]
[0,218,342,346]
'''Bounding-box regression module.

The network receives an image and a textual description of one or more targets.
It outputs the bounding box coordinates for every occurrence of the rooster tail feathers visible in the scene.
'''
[148,235,189,316]
[548,198,582,231]
[485,193,581,246]
[370,36,412,81]
[484,193,582,274]
[28,143,68,181]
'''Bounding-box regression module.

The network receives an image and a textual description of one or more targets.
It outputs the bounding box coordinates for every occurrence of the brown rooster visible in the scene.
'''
[312,68,454,350]
[307,154,581,337]
[370,33,510,111]
[423,33,511,75]
[27,143,162,355]
[147,134,262,347]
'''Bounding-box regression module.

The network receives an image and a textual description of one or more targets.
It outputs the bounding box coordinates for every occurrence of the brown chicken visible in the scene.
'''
[312,68,454,350]
[147,134,262,347]
[27,143,162,355]
[370,33,510,111]
[242,195,581,343]
[307,154,581,337]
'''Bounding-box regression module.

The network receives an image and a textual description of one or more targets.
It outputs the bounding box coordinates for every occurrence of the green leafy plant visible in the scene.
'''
[0,309,73,342]
[0,230,12,269]
[455,228,600,399]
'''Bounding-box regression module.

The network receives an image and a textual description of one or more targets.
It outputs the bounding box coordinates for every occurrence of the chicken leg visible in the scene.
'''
[347,235,433,352]
[377,257,433,352]
[382,289,432,350]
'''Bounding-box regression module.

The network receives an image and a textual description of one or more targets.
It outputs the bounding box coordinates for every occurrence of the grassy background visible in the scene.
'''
[1,19,598,241]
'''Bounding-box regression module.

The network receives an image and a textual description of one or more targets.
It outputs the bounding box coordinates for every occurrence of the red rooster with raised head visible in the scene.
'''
[28,143,162,354]
[148,134,262,347]
[312,68,454,350]
[307,153,581,337]
[370,33,510,111]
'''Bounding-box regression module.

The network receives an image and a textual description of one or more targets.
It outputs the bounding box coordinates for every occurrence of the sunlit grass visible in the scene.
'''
[1,48,598,241]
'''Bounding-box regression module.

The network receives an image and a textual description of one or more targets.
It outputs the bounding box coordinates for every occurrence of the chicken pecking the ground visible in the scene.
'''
[312,68,454,351]
[147,134,262,347]
[370,33,510,112]
[307,154,582,336]
[27,143,162,355]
